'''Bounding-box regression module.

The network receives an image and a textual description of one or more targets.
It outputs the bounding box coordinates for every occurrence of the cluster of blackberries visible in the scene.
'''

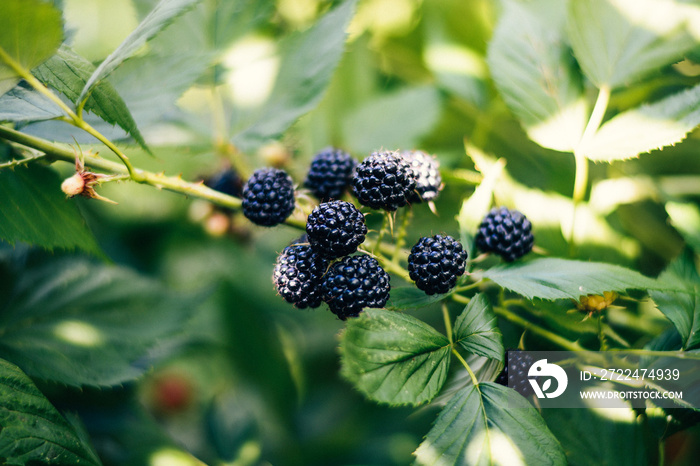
[202,146,536,317]
[273,200,390,319]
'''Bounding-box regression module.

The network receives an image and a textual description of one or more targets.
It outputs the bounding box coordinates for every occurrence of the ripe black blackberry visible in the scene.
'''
[321,254,390,320]
[306,200,367,259]
[408,235,467,295]
[352,151,416,211]
[204,168,243,198]
[495,349,535,397]
[400,150,442,203]
[241,168,296,227]
[304,148,357,201]
[273,241,329,309]
[475,207,534,262]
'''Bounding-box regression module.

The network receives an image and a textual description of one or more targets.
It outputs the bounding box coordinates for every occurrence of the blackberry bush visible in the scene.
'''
[305,200,367,259]
[241,168,296,227]
[304,148,357,201]
[400,150,442,203]
[475,207,534,261]
[273,240,329,309]
[352,151,416,211]
[408,235,467,295]
[321,254,390,320]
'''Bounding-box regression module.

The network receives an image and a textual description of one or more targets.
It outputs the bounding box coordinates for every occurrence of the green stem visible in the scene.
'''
[0,153,46,169]
[569,85,611,251]
[0,125,242,211]
[392,208,413,264]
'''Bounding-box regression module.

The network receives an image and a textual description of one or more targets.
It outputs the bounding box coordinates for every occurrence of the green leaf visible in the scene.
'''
[386,286,446,310]
[481,258,658,300]
[666,201,700,253]
[453,293,504,362]
[0,163,101,254]
[233,0,357,152]
[34,45,149,151]
[650,249,700,350]
[0,0,63,96]
[0,358,102,465]
[77,0,201,105]
[0,85,63,122]
[0,255,204,387]
[342,85,442,155]
[487,0,587,152]
[540,399,647,466]
[578,84,700,161]
[567,0,700,89]
[414,382,567,466]
[340,308,451,406]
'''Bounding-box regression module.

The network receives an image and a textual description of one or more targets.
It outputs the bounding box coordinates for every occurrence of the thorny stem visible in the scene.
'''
[0,153,46,169]
[0,125,240,209]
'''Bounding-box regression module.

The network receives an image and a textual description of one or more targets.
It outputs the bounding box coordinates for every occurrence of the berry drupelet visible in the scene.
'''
[304,148,357,201]
[321,254,390,320]
[241,168,296,227]
[408,235,467,295]
[273,241,329,309]
[475,207,534,262]
[352,151,416,211]
[495,349,536,398]
[305,200,367,259]
[400,150,442,203]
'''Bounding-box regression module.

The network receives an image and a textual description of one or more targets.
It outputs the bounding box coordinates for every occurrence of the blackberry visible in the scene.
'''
[400,150,442,203]
[352,151,416,211]
[321,255,390,320]
[204,168,243,198]
[306,200,367,259]
[407,235,467,295]
[273,241,329,309]
[304,148,357,201]
[495,349,535,397]
[475,207,534,261]
[242,168,296,227]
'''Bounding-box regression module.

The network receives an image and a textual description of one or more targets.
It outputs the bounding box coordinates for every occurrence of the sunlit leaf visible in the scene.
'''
[487,0,586,152]
[453,293,504,361]
[340,309,451,406]
[414,383,567,465]
[578,84,700,161]
[78,0,201,105]
[482,258,659,300]
[0,0,63,96]
[233,0,357,151]
[567,0,700,89]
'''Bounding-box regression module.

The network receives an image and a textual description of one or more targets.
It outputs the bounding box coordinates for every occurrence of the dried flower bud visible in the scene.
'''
[61,173,86,196]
